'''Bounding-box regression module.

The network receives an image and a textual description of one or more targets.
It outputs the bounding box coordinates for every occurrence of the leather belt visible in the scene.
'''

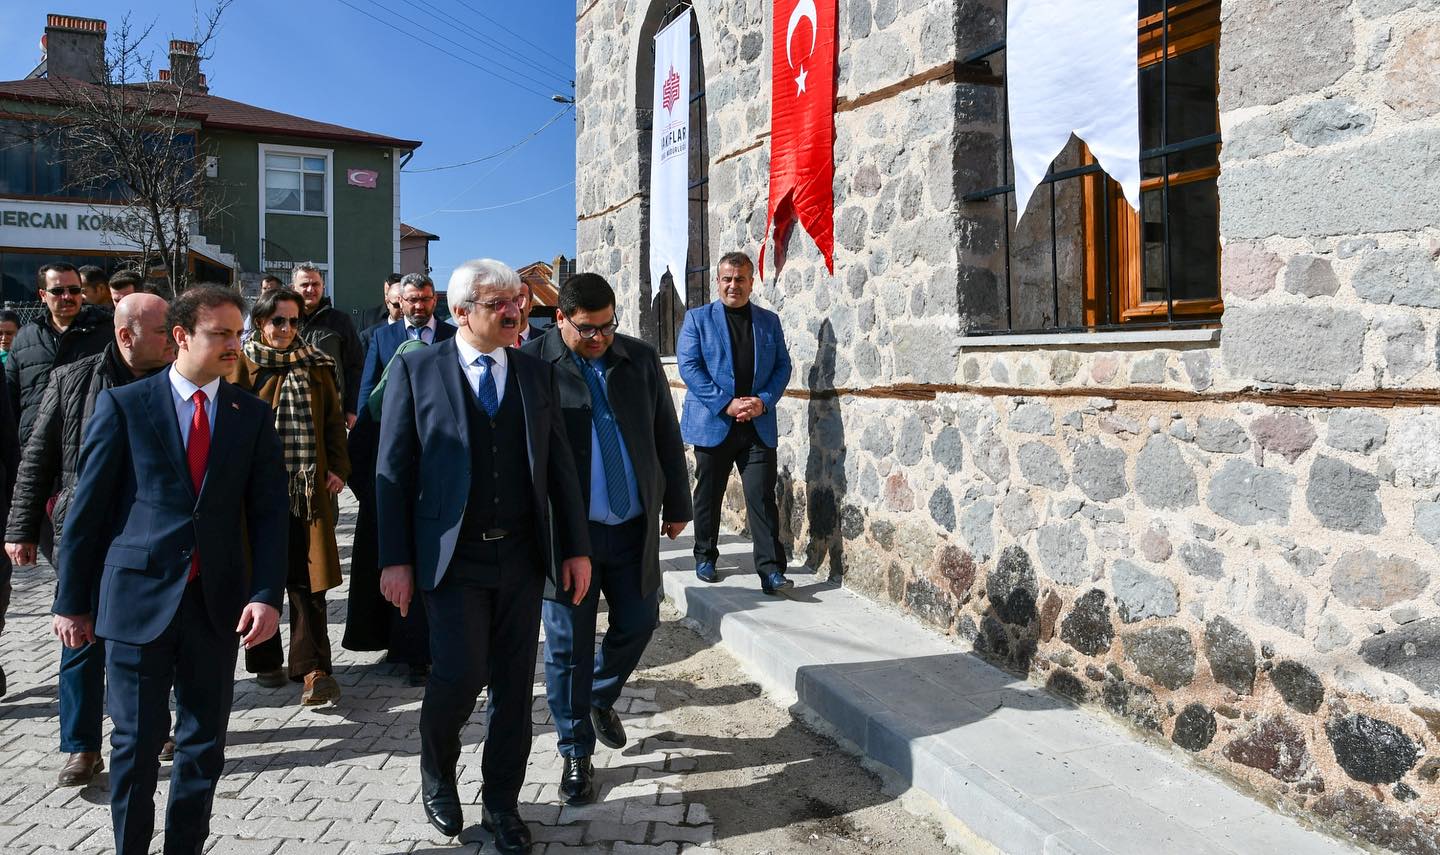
[481,528,508,542]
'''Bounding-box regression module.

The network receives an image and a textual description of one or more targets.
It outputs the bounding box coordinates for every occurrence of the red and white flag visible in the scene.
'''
[761,0,837,278]
[347,168,379,189]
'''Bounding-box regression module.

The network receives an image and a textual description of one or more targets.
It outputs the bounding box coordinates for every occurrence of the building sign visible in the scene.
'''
[648,10,691,293]
[0,199,149,253]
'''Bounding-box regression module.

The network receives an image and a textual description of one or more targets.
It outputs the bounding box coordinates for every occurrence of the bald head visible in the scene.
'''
[114,292,175,374]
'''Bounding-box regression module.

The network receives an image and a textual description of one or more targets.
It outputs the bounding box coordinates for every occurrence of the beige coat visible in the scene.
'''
[231,355,352,592]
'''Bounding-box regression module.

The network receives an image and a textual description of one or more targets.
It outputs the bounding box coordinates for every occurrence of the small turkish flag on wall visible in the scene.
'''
[761,0,837,278]
[347,168,379,189]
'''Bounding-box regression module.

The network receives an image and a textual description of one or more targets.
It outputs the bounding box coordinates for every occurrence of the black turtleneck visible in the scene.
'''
[724,302,754,398]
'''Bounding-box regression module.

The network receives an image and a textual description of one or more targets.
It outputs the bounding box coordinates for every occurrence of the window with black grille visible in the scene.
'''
[961,0,1222,335]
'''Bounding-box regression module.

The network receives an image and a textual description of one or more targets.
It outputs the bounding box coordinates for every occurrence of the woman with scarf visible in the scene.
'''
[232,289,351,706]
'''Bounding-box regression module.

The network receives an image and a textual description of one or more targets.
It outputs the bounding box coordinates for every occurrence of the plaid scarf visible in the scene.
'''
[243,338,336,520]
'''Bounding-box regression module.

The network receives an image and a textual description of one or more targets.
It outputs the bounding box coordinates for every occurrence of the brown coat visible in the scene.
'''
[231,354,352,592]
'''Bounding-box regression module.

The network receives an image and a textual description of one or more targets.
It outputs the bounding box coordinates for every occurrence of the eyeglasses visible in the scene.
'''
[386,301,402,310]
[565,314,619,340]
[266,316,300,329]
[402,295,435,306]
[46,286,83,297]
[472,297,524,313]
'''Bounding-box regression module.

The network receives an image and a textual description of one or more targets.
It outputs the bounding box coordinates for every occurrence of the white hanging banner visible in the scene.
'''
[649,10,691,294]
[1007,0,1140,219]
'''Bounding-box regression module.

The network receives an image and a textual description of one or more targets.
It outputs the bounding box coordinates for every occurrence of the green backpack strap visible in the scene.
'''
[367,337,430,419]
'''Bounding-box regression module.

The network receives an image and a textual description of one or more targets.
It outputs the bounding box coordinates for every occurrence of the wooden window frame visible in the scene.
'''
[1082,0,1222,328]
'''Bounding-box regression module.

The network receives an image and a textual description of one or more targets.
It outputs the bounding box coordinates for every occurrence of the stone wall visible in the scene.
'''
[575,0,1440,851]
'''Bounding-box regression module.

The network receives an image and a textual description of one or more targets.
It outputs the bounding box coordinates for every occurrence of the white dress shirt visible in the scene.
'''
[169,366,221,447]
[454,334,509,405]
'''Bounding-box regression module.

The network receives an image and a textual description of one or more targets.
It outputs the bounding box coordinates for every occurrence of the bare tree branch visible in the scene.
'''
[17,3,235,295]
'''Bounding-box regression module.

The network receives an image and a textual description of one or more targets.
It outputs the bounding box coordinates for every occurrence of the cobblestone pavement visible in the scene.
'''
[0,496,956,855]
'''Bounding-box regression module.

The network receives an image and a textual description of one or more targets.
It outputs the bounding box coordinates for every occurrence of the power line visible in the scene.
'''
[357,0,570,94]
[403,106,572,173]
[405,0,575,89]
[450,0,575,72]
[332,0,555,100]
[435,179,575,214]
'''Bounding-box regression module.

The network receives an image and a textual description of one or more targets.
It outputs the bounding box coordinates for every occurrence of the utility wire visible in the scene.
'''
[451,0,575,72]
[357,0,567,95]
[402,106,572,173]
[406,0,574,89]
[435,179,574,213]
[333,0,555,100]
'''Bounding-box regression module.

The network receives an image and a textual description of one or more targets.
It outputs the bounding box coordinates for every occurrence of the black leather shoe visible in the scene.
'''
[481,807,533,854]
[559,755,596,805]
[590,705,627,749]
[421,777,463,837]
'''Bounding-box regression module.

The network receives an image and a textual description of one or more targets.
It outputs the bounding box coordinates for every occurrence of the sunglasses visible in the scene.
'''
[266,316,301,329]
[386,301,402,310]
[46,286,84,297]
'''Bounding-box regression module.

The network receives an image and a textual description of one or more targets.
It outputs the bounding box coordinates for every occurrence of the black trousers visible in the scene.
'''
[419,536,544,812]
[692,423,787,578]
[245,514,332,679]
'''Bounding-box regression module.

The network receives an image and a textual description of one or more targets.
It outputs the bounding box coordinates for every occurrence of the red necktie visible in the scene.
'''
[515,331,524,348]
[186,389,210,581]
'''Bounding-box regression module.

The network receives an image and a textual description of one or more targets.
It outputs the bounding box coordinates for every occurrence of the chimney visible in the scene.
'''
[43,14,107,84]
[167,39,206,93]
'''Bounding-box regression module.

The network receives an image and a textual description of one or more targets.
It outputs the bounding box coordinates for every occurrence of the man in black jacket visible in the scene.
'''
[6,263,112,444]
[356,273,403,334]
[5,293,174,787]
[522,274,691,805]
[359,278,405,356]
[291,262,363,426]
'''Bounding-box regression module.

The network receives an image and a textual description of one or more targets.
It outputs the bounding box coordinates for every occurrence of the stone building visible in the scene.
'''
[574,1,1440,851]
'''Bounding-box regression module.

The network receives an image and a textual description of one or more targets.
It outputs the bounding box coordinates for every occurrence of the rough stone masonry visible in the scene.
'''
[575,0,1440,852]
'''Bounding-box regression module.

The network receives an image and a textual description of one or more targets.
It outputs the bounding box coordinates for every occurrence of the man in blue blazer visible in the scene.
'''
[677,251,794,592]
[344,272,455,680]
[52,286,287,855]
[377,258,591,853]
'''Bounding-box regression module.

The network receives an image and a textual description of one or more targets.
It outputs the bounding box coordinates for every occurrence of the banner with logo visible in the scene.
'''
[762,0,837,278]
[1008,0,1140,219]
[649,9,691,294]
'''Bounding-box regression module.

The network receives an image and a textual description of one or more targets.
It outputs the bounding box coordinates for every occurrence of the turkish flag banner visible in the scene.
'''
[761,0,837,278]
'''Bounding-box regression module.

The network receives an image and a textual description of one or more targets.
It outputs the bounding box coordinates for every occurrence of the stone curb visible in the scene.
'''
[658,547,1361,855]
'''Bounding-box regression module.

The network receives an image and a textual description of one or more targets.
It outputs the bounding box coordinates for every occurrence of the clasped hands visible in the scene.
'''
[725,397,765,422]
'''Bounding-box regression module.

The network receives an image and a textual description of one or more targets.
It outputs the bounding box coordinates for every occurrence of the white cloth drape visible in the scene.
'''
[648,10,692,292]
[1007,0,1140,218]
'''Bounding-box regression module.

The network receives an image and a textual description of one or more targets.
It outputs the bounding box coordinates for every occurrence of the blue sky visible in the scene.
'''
[0,0,579,286]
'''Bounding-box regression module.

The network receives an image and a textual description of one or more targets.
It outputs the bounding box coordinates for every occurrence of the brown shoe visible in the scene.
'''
[57,751,103,787]
[159,739,176,762]
[301,670,340,706]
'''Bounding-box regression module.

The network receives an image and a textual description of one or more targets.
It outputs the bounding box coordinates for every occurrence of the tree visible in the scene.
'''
[42,3,234,295]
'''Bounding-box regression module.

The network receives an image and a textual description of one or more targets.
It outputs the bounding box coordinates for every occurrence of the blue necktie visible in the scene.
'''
[575,354,630,518]
[476,354,499,418]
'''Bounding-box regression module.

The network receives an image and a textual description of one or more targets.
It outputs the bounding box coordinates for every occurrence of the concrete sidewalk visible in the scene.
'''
[659,535,1360,855]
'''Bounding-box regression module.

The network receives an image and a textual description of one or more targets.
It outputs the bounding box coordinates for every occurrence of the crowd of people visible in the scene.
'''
[0,250,793,854]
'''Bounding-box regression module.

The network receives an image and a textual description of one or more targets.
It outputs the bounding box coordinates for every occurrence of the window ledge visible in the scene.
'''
[959,328,1219,348]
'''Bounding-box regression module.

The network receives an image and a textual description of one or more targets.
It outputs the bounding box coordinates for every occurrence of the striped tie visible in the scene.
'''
[575,354,630,517]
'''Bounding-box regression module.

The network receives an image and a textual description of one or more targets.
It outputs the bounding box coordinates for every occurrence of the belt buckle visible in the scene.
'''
[482,528,507,542]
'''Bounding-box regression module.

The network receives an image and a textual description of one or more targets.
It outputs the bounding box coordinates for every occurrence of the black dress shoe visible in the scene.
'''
[421,778,463,837]
[559,755,596,805]
[590,705,627,749]
[481,807,533,854]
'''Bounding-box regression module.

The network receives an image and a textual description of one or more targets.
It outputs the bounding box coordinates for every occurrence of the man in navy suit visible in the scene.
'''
[377,258,591,853]
[53,285,288,855]
[677,251,794,592]
[345,272,455,680]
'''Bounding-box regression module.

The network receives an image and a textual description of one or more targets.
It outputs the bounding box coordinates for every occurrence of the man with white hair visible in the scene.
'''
[376,258,592,852]
[4,293,175,787]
